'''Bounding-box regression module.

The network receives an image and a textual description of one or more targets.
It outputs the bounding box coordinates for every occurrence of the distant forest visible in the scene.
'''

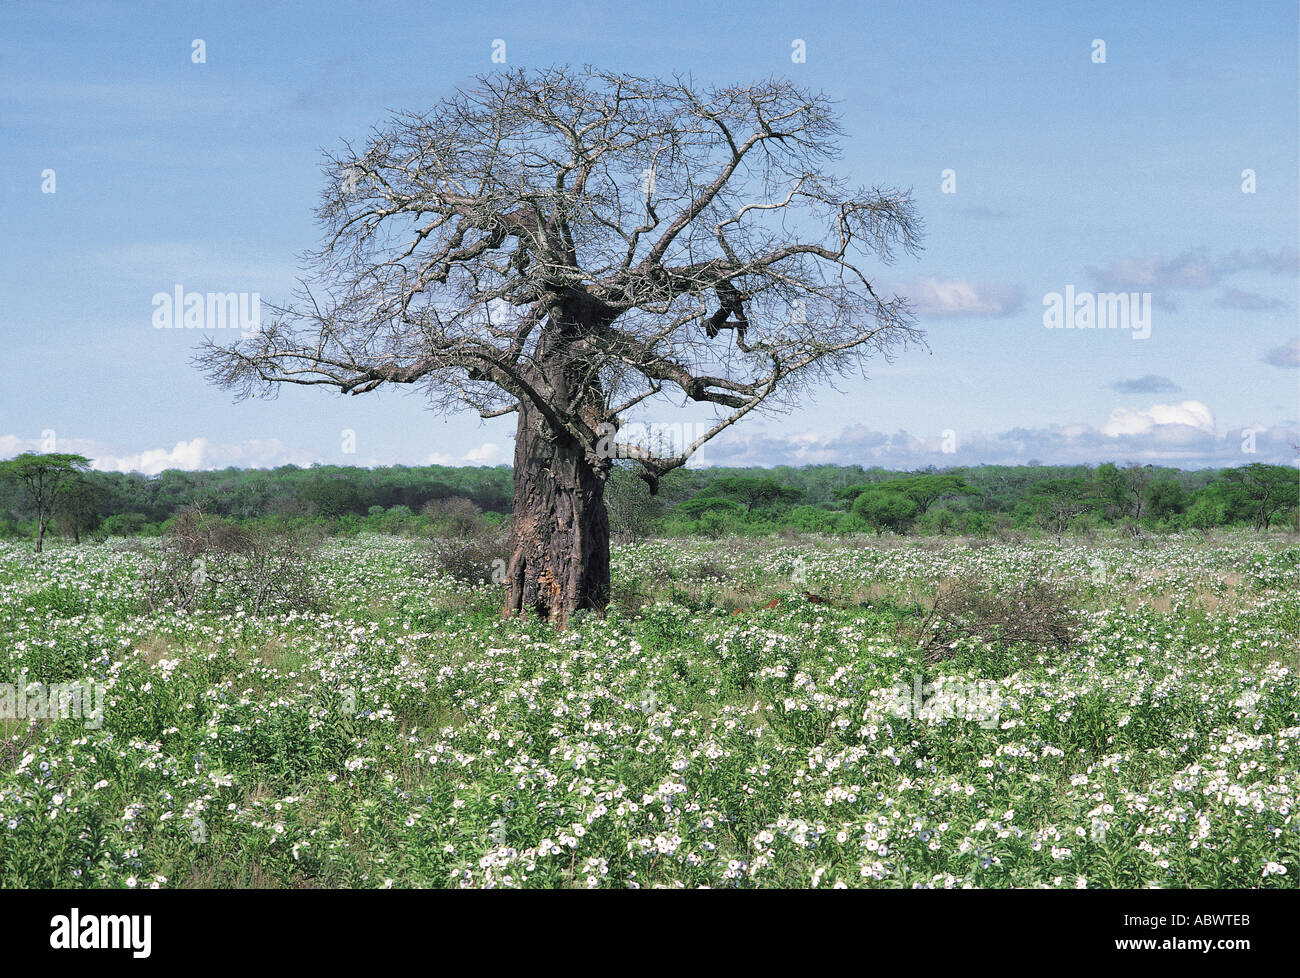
[1,459,1297,543]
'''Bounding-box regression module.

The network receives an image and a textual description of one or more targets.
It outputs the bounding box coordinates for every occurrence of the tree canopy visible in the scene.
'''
[0,452,92,552]
[195,67,926,623]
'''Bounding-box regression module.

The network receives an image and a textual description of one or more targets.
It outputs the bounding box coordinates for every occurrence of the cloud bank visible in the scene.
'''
[698,401,1297,469]
[4,403,1295,477]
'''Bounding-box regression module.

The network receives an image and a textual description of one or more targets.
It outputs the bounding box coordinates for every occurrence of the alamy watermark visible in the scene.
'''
[1,681,105,729]
[595,420,712,461]
[887,674,1001,729]
[151,286,261,334]
[50,909,151,958]
[1043,286,1151,339]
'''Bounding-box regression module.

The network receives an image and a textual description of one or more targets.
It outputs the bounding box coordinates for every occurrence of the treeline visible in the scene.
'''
[625,462,1299,538]
[0,462,513,542]
[0,456,1296,545]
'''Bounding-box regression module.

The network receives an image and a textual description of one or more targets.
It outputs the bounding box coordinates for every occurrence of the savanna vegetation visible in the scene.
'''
[1,528,1296,888]
[1,457,1295,549]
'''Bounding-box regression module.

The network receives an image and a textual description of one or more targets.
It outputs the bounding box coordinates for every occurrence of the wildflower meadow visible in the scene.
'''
[2,533,1295,889]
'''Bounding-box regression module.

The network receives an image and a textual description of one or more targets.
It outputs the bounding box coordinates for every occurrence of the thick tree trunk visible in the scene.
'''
[504,405,610,626]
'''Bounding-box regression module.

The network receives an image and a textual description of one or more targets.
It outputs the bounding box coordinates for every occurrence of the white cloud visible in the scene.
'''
[427,442,508,467]
[0,435,320,475]
[93,439,210,475]
[704,402,1297,469]
[4,409,1292,478]
[905,276,1023,317]
[0,435,35,458]
[1099,400,1215,437]
[93,437,323,475]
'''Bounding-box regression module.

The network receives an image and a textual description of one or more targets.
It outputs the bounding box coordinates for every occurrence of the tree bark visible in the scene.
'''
[500,293,617,626]
[504,403,610,626]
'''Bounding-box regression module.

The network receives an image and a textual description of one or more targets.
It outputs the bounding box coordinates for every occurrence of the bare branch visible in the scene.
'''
[196,66,924,469]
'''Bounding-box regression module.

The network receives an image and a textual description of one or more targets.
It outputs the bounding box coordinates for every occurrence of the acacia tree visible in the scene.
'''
[1094,462,1153,521]
[1026,478,1097,543]
[710,475,803,513]
[198,67,923,624]
[853,488,919,536]
[0,453,92,552]
[1221,463,1299,531]
[839,474,975,514]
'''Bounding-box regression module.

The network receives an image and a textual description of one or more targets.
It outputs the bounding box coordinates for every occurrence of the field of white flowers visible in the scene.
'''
[1,533,1296,888]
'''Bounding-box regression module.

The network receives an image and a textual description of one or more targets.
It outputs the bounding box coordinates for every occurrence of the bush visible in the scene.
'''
[424,497,481,538]
[695,510,731,539]
[141,509,324,614]
[606,469,661,544]
[788,505,858,535]
[957,510,994,537]
[428,536,506,585]
[915,575,1078,661]
[853,489,918,536]
[101,513,149,536]
[992,514,1023,544]
[426,517,509,585]
[916,508,958,536]
[424,497,509,544]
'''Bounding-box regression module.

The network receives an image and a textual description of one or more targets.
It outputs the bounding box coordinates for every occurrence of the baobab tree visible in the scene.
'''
[198,67,923,624]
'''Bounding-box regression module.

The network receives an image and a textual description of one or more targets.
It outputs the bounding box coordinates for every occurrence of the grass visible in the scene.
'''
[0,531,1296,888]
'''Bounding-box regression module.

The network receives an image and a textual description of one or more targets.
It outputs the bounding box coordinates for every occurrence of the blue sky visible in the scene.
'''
[2,0,1297,473]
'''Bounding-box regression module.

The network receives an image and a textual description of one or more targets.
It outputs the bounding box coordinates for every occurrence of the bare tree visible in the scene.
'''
[198,67,923,624]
